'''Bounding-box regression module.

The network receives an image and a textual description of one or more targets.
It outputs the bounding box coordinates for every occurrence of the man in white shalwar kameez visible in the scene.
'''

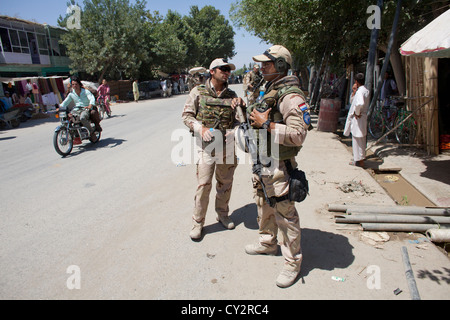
[344,73,370,167]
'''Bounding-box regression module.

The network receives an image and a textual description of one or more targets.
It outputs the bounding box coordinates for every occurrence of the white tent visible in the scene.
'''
[400,8,450,58]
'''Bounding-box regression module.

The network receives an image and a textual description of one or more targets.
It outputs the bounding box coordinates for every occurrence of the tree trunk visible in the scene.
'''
[380,41,406,96]
[368,0,402,119]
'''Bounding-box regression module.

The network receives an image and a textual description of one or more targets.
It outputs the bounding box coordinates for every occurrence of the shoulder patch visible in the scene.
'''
[298,102,311,125]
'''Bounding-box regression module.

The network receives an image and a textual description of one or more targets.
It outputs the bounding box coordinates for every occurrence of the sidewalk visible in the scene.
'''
[290,112,450,299]
[334,112,450,208]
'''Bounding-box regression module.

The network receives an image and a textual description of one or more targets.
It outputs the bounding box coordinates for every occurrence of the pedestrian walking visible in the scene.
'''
[182,58,245,241]
[246,45,311,288]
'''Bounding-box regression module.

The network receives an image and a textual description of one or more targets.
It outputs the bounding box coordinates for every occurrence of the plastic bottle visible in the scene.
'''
[256,90,264,103]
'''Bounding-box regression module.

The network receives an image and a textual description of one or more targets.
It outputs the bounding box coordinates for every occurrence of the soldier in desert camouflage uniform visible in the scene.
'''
[243,64,264,105]
[246,45,311,288]
[187,67,207,92]
[182,58,245,241]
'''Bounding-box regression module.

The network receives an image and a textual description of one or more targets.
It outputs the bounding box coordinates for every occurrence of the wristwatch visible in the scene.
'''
[262,120,271,130]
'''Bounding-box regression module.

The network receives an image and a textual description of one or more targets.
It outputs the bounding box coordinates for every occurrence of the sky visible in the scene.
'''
[0,0,270,70]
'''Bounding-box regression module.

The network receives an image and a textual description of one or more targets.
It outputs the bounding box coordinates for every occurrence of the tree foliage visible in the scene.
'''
[182,6,236,68]
[230,0,447,70]
[58,0,153,80]
[58,1,236,79]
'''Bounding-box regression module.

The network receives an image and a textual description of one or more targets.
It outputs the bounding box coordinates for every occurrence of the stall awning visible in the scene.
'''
[400,8,450,58]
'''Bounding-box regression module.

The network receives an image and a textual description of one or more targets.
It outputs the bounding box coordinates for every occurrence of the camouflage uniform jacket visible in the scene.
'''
[182,79,239,134]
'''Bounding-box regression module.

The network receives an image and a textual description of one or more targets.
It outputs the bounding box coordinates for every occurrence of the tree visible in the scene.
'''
[58,0,154,80]
[230,0,444,72]
[152,10,189,73]
[183,5,236,68]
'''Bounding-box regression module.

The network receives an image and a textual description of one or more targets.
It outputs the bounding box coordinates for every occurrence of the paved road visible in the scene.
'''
[1,84,448,301]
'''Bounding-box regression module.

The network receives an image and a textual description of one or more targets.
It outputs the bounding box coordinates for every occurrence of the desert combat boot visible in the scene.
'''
[245,243,278,255]
[190,220,203,240]
[276,263,301,288]
[217,215,235,229]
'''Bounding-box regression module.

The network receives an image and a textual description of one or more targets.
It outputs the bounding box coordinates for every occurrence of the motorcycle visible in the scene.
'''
[0,101,26,129]
[53,107,101,157]
[97,95,111,119]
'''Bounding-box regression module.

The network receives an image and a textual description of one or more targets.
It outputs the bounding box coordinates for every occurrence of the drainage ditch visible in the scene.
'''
[337,134,436,207]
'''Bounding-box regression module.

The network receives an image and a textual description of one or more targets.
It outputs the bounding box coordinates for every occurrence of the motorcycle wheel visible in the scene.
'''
[89,131,101,143]
[53,129,73,157]
[10,118,21,128]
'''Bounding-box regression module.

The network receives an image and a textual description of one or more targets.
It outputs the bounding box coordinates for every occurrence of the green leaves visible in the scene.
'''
[230,0,441,70]
[58,1,236,79]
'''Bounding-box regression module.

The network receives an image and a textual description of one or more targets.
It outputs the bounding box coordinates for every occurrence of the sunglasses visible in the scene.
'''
[218,66,231,73]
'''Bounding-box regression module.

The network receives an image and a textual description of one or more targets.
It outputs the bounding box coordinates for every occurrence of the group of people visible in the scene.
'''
[182,45,311,288]
[54,44,378,289]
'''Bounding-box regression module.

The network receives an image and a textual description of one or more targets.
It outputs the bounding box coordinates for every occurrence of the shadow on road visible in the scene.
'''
[65,137,127,157]
[201,203,258,239]
[201,202,355,280]
[301,228,354,278]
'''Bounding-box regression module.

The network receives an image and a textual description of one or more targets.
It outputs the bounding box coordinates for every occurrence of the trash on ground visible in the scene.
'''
[359,231,390,247]
[383,175,399,183]
[394,288,403,295]
[338,181,375,196]
[331,276,345,282]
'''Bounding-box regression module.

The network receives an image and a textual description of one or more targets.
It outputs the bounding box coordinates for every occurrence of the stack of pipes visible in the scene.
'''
[329,204,450,242]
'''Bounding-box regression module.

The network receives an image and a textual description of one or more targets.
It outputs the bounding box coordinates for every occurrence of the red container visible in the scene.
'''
[317,98,342,132]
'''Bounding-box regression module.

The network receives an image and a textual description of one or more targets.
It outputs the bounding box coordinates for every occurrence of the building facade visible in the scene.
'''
[0,16,71,78]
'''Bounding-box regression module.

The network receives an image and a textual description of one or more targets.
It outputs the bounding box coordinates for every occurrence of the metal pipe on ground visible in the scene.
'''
[347,207,449,216]
[361,223,450,233]
[335,214,450,224]
[426,229,450,243]
[401,246,421,300]
[327,204,449,216]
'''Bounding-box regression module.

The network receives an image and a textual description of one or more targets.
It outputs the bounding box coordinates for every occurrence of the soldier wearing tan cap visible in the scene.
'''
[245,45,311,288]
[182,58,245,241]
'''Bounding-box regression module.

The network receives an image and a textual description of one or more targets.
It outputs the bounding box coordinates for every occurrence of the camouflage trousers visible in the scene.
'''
[192,150,237,225]
[252,158,302,269]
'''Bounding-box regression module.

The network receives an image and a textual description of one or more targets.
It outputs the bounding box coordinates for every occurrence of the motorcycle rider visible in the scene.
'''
[60,76,102,138]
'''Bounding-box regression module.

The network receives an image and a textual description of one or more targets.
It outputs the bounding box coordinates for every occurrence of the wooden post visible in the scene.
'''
[423,57,439,155]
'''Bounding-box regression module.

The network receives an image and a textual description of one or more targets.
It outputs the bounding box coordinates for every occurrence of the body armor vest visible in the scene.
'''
[196,84,235,132]
[247,76,307,161]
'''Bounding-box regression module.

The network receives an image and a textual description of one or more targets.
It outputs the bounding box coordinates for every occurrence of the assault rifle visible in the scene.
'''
[236,104,275,207]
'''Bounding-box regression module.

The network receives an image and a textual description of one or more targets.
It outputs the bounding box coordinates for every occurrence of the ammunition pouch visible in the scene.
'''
[285,160,309,203]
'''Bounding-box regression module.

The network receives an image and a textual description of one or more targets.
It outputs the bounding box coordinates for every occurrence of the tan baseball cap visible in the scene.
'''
[252,45,292,66]
[189,67,207,75]
[209,58,236,71]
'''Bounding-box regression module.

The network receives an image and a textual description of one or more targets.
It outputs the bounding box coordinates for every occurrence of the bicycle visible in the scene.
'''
[97,95,111,119]
[368,96,402,140]
[394,107,417,145]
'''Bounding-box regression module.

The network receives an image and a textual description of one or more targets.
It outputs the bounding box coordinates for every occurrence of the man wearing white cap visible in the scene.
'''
[245,45,310,288]
[182,58,245,240]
